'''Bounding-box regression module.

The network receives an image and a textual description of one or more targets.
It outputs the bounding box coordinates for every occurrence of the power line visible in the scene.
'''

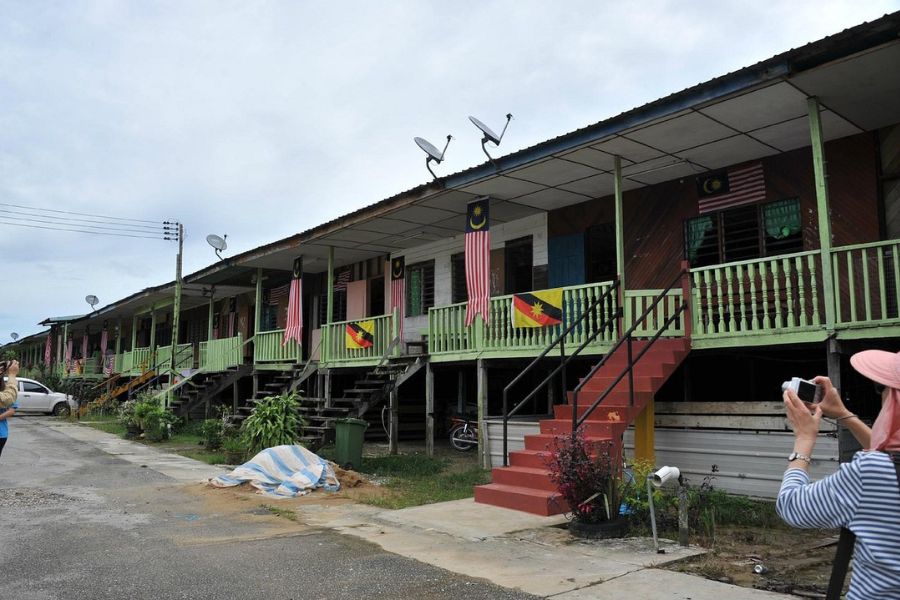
[0,201,164,225]
[0,208,171,233]
[0,219,174,240]
[0,212,175,236]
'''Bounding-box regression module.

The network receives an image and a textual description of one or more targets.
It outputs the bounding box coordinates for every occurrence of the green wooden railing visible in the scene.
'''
[121,346,152,375]
[690,250,823,338]
[429,281,618,356]
[156,343,194,372]
[199,334,244,371]
[322,313,395,365]
[624,289,685,337]
[254,329,301,364]
[832,239,900,327]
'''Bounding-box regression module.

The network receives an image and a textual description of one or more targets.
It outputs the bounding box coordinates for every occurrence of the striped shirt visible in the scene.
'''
[777,452,900,599]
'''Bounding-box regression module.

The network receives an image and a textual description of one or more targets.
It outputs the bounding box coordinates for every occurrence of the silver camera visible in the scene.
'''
[782,377,823,404]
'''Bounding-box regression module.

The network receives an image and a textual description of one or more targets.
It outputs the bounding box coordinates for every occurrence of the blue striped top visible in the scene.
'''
[777,452,900,599]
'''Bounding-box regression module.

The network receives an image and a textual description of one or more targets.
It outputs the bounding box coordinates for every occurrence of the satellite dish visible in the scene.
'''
[85,295,99,309]
[414,134,452,179]
[10,333,18,341]
[206,234,228,260]
[469,113,513,161]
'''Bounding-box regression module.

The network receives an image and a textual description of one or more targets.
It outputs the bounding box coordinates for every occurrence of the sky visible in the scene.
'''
[1,0,898,340]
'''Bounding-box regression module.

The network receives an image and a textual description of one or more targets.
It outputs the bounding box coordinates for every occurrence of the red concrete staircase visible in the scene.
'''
[473,338,690,516]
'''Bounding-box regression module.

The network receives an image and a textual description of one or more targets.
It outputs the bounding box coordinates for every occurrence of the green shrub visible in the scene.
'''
[240,392,307,453]
[200,418,224,450]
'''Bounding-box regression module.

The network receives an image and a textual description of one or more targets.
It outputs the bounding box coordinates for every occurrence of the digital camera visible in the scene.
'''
[781,377,823,404]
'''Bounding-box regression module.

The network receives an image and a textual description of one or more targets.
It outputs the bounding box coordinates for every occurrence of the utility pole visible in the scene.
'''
[167,222,184,407]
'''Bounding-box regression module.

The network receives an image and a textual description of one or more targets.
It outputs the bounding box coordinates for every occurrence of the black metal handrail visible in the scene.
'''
[571,268,688,430]
[501,280,621,466]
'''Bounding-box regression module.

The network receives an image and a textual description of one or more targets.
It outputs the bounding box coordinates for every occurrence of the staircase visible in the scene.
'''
[169,364,253,418]
[81,369,157,416]
[474,338,690,516]
[296,354,426,449]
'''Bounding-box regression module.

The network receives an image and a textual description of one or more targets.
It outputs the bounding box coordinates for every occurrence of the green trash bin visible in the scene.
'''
[334,418,368,470]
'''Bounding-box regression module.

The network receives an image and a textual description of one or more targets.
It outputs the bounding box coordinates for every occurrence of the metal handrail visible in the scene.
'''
[571,269,687,430]
[501,279,621,466]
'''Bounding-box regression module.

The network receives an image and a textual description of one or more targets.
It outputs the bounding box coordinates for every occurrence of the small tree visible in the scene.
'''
[240,391,306,454]
[547,429,620,524]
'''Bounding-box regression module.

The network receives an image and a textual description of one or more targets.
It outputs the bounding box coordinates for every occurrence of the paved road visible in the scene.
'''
[0,417,537,600]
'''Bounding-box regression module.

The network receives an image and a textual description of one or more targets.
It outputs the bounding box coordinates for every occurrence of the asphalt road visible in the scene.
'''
[0,417,537,600]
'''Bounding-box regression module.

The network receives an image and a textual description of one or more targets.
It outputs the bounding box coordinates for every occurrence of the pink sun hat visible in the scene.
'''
[850,350,900,389]
[850,349,900,451]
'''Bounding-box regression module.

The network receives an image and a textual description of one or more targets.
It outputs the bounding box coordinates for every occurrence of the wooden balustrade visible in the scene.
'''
[254,329,301,364]
[200,335,243,371]
[831,239,900,326]
[322,313,394,365]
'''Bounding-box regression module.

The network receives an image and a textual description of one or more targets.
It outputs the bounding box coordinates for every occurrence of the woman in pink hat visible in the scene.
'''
[778,349,900,599]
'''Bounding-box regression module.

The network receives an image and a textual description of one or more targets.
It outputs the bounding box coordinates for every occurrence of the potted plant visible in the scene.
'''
[222,434,246,465]
[547,428,627,539]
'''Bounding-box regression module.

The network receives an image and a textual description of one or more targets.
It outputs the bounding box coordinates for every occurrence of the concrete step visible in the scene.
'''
[539,419,627,438]
[490,466,556,492]
[508,449,554,469]
[473,483,567,516]
[553,404,638,423]
[524,432,614,452]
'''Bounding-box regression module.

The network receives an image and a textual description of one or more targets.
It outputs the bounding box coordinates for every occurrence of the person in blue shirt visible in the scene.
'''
[0,399,17,459]
[779,349,900,599]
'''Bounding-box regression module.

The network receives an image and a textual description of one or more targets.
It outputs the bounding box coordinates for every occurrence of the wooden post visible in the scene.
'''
[131,315,138,351]
[477,358,489,469]
[633,401,655,464]
[254,268,263,336]
[425,362,434,457]
[829,338,857,463]
[457,370,465,414]
[325,246,334,363]
[614,155,625,293]
[149,309,157,354]
[808,97,836,330]
[389,387,399,455]
[208,296,215,341]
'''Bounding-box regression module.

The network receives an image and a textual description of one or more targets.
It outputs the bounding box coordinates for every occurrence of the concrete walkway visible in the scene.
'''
[52,419,792,599]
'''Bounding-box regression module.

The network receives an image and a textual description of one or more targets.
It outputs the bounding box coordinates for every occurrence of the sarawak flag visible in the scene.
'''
[465,198,491,326]
[696,163,765,214]
[283,257,303,346]
[390,256,405,340]
[346,320,375,349]
[44,334,52,367]
[512,289,563,328]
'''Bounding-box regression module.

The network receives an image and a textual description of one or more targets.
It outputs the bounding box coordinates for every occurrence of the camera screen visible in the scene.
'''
[796,380,818,403]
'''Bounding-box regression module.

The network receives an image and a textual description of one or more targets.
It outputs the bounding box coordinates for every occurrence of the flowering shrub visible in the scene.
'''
[546,429,620,524]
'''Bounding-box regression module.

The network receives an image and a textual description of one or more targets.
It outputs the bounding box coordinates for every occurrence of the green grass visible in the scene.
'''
[349,453,491,509]
[176,449,228,465]
[81,419,126,436]
[261,504,299,521]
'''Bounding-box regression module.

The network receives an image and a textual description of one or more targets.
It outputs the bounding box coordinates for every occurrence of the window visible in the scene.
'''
[22,381,48,394]
[684,199,802,266]
[406,261,435,317]
[318,290,347,324]
[586,223,617,283]
[505,236,534,294]
[451,253,467,304]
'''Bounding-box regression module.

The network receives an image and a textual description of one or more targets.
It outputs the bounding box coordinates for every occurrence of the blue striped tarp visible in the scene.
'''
[210,445,340,498]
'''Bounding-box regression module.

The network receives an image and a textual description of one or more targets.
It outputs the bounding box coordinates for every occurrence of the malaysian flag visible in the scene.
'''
[81,334,89,360]
[390,256,405,339]
[65,337,73,371]
[44,334,52,367]
[268,284,290,305]
[697,163,766,214]
[333,267,351,291]
[283,257,303,347]
[100,327,109,357]
[465,198,491,326]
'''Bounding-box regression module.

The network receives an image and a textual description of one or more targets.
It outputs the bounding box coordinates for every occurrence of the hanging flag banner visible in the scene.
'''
[100,323,109,357]
[697,163,765,214]
[65,337,73,372]
[44,334,52,367]
[465,198,491,326]
[345,320,375,349]
[512,288,564,328]
[283,257,303,346]
[390,256,405,340]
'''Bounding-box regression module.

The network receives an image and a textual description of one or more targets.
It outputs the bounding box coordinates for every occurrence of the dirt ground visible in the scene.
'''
[666,525,843,598]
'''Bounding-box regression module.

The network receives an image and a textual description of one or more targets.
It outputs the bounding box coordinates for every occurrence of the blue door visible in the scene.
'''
[548,233,585,288]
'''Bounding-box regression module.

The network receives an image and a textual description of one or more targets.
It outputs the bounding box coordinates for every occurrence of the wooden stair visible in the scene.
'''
[80,370,156,416]
[474,338,690,516]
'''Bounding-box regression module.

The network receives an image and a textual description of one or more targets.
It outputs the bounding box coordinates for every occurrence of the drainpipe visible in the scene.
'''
[808,97,836,331]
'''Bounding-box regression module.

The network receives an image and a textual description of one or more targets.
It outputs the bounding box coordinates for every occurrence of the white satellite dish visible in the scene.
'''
[469,113,513,161]
[85,295,99,309]
[206,234,228,260]
[10,332,18,341]
[414,134,452,179]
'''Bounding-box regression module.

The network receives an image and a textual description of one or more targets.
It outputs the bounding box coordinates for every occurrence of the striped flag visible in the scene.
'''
[81,334,89,360]
[346,320,375,349]
[512,289,563,328]
[696,163,766,214]
[465,198,491,326]
[390,256,405,340]
[65,337,73,372]
[283,258,303,346]
[268,284,290,305]
[333,268,351,291]
[100,327,108,357]
[44,334,52,367]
